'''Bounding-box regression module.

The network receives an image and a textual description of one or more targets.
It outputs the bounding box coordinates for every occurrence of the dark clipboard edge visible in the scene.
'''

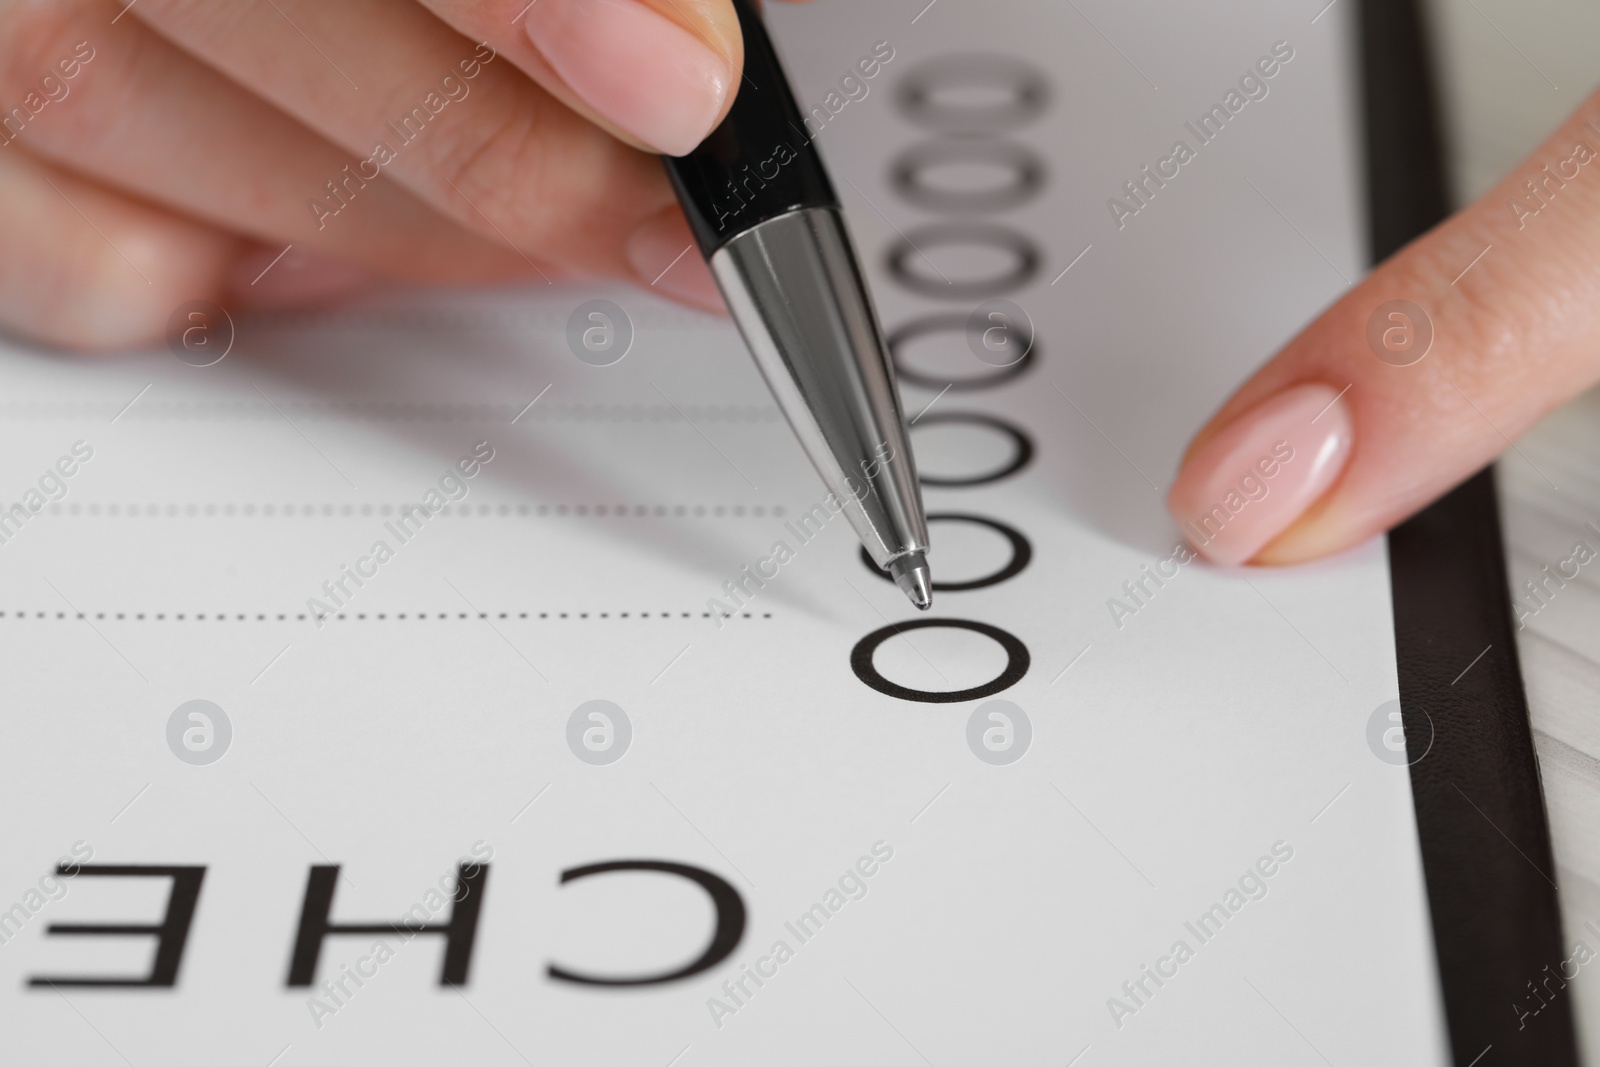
[1365,1,1581,1062]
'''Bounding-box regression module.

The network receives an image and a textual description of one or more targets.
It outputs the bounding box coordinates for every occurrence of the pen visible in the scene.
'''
[662,0,933,610]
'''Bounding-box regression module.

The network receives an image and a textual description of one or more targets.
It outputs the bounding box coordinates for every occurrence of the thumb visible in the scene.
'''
[1166,85,1600,566]
[518,0,746,157]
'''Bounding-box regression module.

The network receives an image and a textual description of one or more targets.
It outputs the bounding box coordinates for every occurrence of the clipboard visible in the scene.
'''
[1369,0,1579,1061]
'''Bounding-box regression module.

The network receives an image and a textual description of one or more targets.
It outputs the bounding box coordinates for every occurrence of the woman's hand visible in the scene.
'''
[1167,84,1600,566]
[0,0,783,349]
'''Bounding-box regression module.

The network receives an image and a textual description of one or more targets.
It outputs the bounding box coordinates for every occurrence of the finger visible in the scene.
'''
[1166,86,1600,566]
[129,0,683,286]
[420,0,820,298]
[468,0,737,157]
[4,2,539,287]
[0,147,383,349]
[424,0,802,158]
[0,146,236,350]
[226,242,376,310]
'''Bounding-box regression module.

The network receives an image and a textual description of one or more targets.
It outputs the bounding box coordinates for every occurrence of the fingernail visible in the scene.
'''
[228,247,370,309]
[525,0,732,156]
[1166,383,1353,566]
[626,207,725,311]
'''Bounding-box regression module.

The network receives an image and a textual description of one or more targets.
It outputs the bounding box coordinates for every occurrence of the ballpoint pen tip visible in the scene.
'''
[888,551,933,611]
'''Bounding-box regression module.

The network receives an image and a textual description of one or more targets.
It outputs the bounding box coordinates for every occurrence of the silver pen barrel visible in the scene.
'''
[710,206,933,609]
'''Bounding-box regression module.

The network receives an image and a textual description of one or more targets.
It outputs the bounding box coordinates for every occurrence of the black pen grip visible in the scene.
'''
[663,0,837,255]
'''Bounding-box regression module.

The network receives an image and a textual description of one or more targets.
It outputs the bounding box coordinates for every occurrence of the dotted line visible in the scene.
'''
[3,611,774,622]
[0,401,781,424]
[42,503,789,519]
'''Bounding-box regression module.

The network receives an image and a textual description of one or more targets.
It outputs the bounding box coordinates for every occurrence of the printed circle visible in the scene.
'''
[166,699,232,766]
[860,513,1032,591]
[1365,300,1432,366]
[566,300,634,366]
[896,55,1051,132]
[911,412,1035,487]
[166,300,234,367]
[887,223,1039,299]
[567,699,632,765]
[890,138,1047,213]
[966,700,1032,765]
[851,619,1030,704]
[888,312,1035,391]
[1366,698,1432,766]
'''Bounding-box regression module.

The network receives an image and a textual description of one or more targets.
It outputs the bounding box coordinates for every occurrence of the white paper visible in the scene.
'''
[0,1,1449,1063]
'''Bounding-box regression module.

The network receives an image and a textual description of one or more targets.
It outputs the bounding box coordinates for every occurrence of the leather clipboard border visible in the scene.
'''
[1365,1,1580,1061]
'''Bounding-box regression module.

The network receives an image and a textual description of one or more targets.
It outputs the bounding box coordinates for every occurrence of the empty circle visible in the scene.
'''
[567,300,634,367]
[851,618,1030,703]
[166,700,232,765]
[888,310,1036,391]
[1365,300,1432,367]
[861,513,1031,591]
[896,55,1051,132]
[911,413,1035,487]
[967,700,1032,764]
[887,223,1039,299]
[166,301,234,367]
[890,138,1047,213]
[568,700,632,765]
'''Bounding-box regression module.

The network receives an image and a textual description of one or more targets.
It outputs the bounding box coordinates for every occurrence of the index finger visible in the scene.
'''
[1166,86,1600,566]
